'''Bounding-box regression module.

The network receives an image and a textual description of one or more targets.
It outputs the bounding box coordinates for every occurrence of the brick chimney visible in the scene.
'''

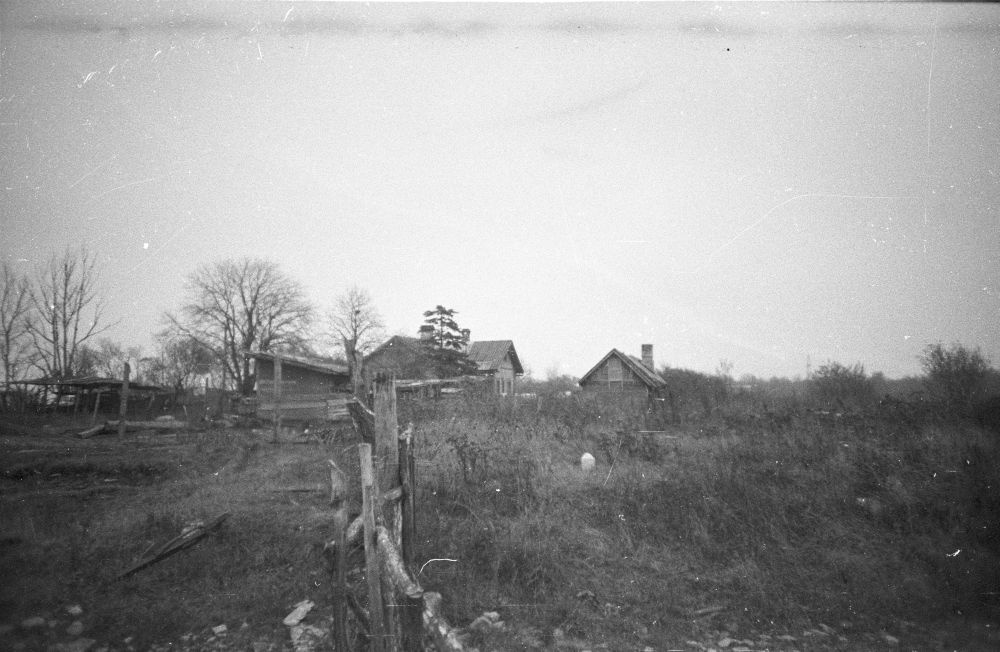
[418,325,434,341]
[461,329,471,353]
[641,344,654,371]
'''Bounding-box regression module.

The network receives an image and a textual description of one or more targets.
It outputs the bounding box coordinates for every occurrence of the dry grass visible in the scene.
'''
[1,394,998,650]
[403,394,1000,647]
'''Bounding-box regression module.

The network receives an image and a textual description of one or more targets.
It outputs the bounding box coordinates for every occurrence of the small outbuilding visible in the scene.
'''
[21,375,167,417]
[467,340,523,396]
[250,352,352,422]
[578,345,666,397]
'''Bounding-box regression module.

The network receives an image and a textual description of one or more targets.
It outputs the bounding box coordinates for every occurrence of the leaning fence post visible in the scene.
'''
[329,460,350,652]
[92,390,102,426]
[398,423,422,651]
[360,443,388,652]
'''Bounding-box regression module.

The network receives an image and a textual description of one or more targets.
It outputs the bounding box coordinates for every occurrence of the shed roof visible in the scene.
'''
[579,349,666,389]
[467,340,524,375]
[21,375,165,392]
[249,351,349,377]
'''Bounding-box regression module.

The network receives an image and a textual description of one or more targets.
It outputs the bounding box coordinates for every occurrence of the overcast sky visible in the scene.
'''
[2,2,998,380]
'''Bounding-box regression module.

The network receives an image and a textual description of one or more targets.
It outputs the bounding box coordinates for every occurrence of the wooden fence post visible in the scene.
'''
[373,374,402,649]
[360,443,388,652]
[329,460,350,652]
[374,374,400,529]
[118,362,130,439]
[398,423,416,570]
[92,391,102,426]
[273,352,282,444]
[219,361,227,416]
[398,423,422,652]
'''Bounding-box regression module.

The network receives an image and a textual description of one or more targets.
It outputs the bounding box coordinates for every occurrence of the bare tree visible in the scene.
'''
[91,337,142,378]
[327,285,385,391]
[166,257,314,395]
[25,247,110,379]
[1,262,33,407]
[141,334,214,398]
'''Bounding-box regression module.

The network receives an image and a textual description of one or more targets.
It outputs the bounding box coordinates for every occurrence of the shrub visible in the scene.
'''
[921,342,992,415]
[660,367,729,420]
[809,361,875,408]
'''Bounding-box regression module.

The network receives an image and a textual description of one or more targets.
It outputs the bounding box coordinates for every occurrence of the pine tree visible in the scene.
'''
[421,306,477,377]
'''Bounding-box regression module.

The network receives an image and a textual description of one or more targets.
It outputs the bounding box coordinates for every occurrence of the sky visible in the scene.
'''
[2,2,998,381]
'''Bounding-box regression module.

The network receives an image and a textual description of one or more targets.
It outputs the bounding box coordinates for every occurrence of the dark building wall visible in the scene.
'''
[489,354,518,395]
[364,344,437,384]
[255,359,346,396]
[255,359,349,422]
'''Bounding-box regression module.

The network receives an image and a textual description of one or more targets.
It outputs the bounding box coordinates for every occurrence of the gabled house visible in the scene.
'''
[467,340,523,396]
[251,351,351,422]
[363,334,437,385]
[364,328,522,396]
[578,344,666,397]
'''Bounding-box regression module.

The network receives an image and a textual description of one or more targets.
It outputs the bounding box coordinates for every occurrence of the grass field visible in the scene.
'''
[1,393,999,651]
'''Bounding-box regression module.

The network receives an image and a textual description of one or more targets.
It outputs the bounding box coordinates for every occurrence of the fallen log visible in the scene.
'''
[77,420,187,438]
[108,419,186,431]
[77,423,108,439]
[266,486,324,493]
[115,512,230,580]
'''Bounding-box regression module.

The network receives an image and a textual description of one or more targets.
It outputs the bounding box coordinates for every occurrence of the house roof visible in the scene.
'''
[249,351,349,377]
[467,340,524,375]
[365,335,425,360]
[21,375,165,392]
[579,349,666,389]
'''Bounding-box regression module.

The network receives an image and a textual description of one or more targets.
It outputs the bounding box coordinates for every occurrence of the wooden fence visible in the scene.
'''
[328,376,464,651]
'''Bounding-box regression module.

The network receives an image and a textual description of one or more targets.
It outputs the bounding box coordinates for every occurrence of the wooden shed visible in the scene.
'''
[467,340,523,396]
[251,352,352,422]
[578,345,666,397]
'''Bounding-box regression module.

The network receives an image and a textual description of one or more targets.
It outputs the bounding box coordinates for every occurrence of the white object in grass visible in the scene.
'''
[580,452,595,471]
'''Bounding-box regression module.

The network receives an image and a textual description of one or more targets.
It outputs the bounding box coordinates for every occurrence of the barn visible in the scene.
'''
[251,352,352,422]
[578,345,666,397]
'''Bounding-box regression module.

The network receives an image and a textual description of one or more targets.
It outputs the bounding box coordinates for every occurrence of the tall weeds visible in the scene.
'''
[407,393,1000,633]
